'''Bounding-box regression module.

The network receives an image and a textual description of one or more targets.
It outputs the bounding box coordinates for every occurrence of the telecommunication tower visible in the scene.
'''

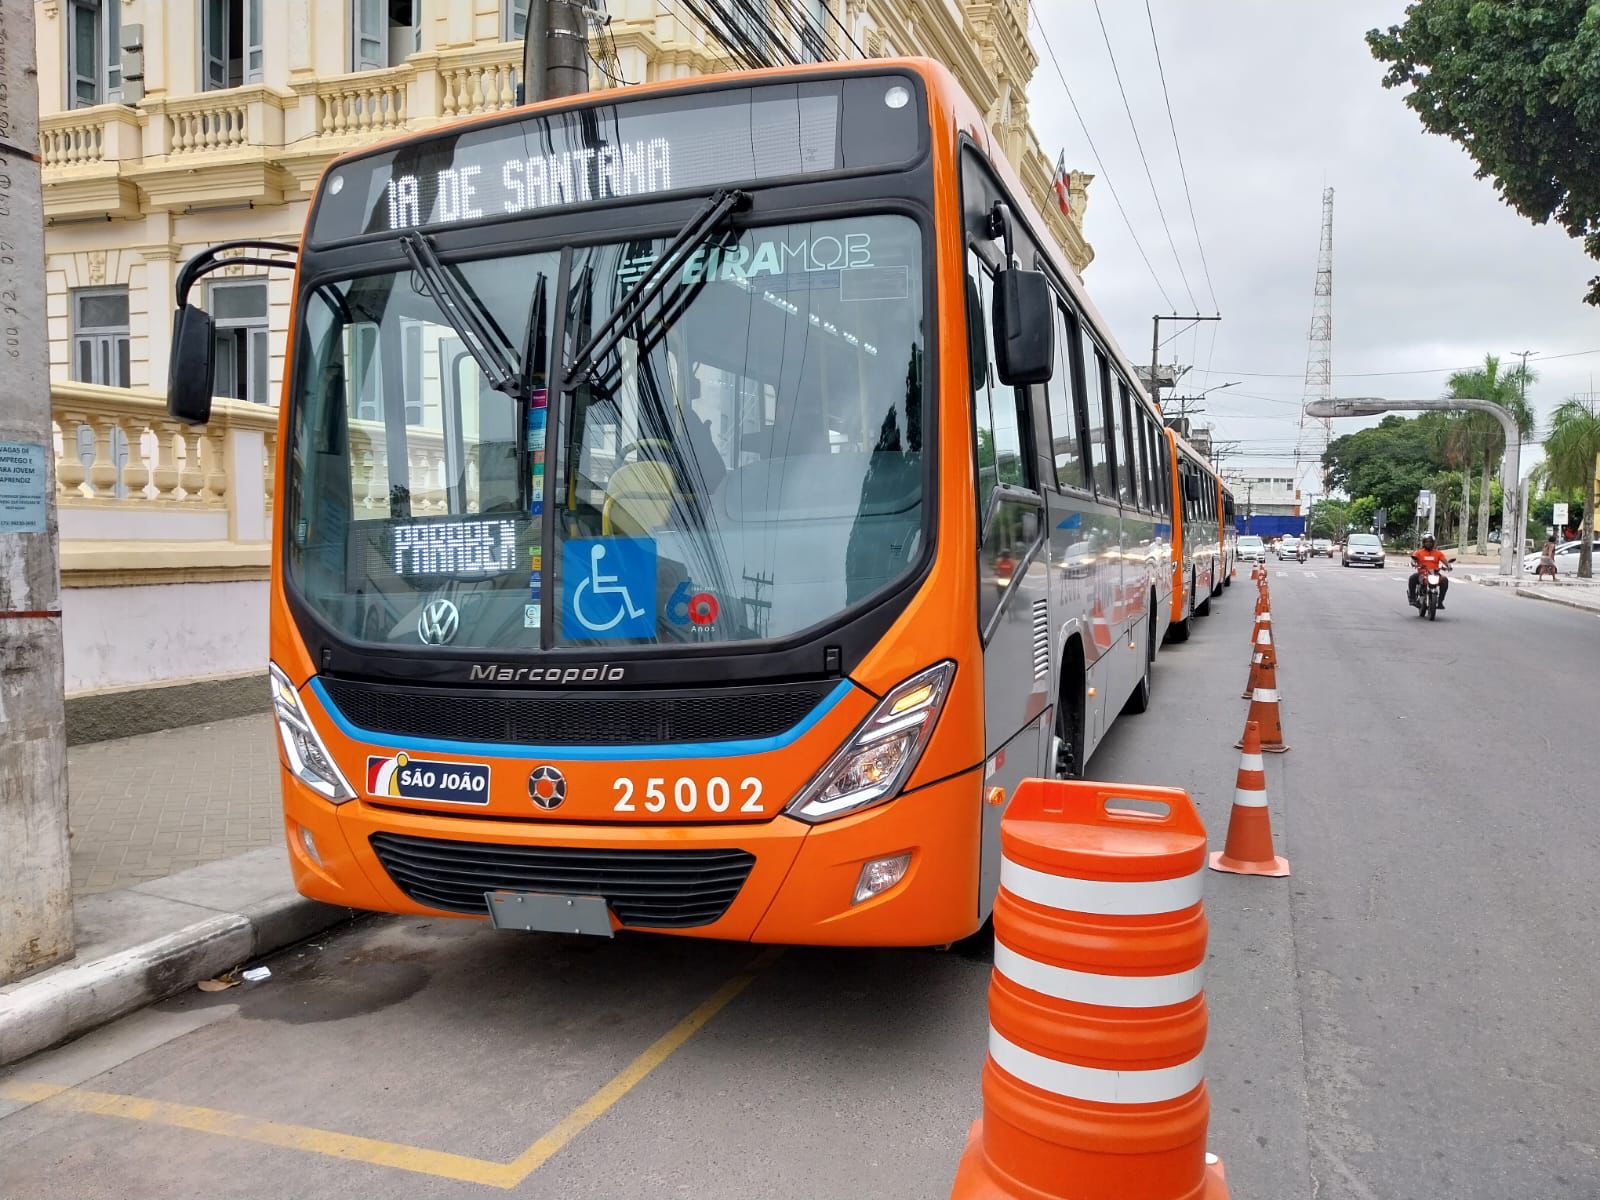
[1297,187,1335,487]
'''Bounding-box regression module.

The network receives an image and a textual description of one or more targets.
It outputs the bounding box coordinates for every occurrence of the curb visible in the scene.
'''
[0,859,352,1067]
[1513,587,1600,616]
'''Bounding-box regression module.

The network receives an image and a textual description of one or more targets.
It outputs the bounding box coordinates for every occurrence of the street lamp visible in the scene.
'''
[1305,396,1522,576]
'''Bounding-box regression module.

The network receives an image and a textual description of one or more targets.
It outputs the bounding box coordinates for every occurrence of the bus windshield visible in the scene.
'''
[285,213,926,653]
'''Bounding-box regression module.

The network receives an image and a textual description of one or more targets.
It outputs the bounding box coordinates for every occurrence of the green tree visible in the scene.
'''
[1368,4,1600,306]
[1307,497,1351,539]
[1541,397,1600,576]
[1348,495,1378,533]
[1323,414,1452,527]
[1443,355,1535,552]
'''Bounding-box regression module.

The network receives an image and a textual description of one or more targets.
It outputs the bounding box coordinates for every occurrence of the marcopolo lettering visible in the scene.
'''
[469,663,627,684]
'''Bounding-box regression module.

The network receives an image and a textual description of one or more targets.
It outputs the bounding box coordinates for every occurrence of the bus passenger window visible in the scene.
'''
[1082,336,1116,500]
[1047,303,1086,490]
[1118,384,1139,508]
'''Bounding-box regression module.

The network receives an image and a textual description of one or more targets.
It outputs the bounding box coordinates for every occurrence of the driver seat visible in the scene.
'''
[603,461,679,537]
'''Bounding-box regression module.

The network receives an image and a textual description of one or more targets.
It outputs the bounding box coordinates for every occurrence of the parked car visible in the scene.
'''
[1276,536,1303,561]
[1342,533,1385,568]
[1522,539,1594,576]
[1311,538,1333,558]
[1237,535,1267,563]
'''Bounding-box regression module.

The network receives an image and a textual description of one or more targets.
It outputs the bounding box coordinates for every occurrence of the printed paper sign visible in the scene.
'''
[0,442,48,535]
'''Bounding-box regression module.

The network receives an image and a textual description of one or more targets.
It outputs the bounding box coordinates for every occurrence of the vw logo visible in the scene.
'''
[418,599,460,646]
[528,765,568,810]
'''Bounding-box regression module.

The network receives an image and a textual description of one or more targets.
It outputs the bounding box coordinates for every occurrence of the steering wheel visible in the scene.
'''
[619,438,674,464]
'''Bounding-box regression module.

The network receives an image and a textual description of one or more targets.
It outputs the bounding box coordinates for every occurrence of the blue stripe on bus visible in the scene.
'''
[308,676,855,762]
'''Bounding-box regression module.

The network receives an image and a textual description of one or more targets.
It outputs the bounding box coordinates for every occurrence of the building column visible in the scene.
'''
[0,0,74,985]
[141,235,181,392]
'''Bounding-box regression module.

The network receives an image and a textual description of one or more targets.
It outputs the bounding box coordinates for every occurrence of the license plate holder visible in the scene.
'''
[485,890,614,937]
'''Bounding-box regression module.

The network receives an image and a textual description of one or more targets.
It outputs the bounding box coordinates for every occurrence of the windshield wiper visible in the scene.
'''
[399,230,525,398]
[562,187,751,393]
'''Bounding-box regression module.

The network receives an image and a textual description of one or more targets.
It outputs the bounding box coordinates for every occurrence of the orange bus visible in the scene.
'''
[1163,427,1227,642]
[165,59,1221,946]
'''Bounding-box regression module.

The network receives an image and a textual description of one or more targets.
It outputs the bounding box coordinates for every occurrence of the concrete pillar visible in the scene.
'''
[0,0,75,984]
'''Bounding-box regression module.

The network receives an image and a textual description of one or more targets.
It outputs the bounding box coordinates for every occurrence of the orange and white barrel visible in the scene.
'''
[950,780,1229,1200]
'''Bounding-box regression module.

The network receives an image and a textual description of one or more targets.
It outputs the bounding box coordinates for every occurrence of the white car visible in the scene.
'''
[1237,535,1266,562]
[1523,539,1594,576]
[1276,536,1303,560]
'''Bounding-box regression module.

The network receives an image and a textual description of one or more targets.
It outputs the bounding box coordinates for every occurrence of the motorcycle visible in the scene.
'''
[1409,557,1451,620]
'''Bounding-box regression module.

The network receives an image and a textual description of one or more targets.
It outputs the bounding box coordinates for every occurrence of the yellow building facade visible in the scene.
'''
[34,0,1092,401]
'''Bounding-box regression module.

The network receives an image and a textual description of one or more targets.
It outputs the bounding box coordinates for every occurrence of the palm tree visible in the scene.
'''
[1542,397,1600,578]
[1444,355,1536,552]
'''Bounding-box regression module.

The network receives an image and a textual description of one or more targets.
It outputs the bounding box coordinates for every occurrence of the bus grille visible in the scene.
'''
[368,833,756,928]
[321,678,835,746]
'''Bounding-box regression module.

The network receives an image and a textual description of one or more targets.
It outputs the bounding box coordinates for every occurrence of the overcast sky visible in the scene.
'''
[1027,0,1600,487]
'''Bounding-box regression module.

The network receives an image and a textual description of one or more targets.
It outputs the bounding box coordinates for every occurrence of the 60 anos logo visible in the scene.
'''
[666,581,719,627]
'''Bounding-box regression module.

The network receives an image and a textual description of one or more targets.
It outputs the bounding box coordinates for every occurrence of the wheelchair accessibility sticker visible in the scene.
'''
[563,538,657,640]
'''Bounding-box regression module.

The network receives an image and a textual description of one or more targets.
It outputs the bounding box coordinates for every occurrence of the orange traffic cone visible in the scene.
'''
[1249,620,1278,668]
[1249,609,1271,646]
[1237,682,1288,752]
[1241,647,1279,700]
[1211,721,1290,876]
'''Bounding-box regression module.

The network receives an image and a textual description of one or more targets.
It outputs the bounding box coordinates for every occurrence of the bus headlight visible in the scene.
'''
[788,663,954,823]
[269,663,355,803]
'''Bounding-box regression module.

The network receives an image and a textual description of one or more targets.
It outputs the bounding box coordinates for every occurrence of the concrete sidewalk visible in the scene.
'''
[0,718,352,1066]
[1461,572,1600,615]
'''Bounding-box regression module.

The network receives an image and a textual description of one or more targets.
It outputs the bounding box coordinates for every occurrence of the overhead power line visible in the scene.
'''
[1028,1,1175,310]
[1210,347,1600,380]
[1143,0,1217,313]
[1090,0,1197,310]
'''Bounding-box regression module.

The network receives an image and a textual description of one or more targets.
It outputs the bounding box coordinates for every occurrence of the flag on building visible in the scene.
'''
[1052,151,1072,216]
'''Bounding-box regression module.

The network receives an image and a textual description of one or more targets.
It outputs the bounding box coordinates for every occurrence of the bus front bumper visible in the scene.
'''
[282,767,983,947]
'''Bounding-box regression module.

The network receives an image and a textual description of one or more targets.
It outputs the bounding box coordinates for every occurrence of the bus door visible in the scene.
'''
[967,248,1049,908]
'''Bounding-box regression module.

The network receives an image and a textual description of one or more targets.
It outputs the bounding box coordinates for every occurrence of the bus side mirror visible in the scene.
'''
[1183,475,1202,502]
[992,267,1054,386]
[168,304,216,426]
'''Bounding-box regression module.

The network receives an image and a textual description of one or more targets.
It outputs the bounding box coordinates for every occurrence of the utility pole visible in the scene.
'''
[544,0,591,100]
[0,0,75,983]
[1147,314,1220,411]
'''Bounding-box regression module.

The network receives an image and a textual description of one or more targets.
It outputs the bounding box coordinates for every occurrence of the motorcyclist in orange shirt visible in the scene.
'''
[1408,534,1451,609]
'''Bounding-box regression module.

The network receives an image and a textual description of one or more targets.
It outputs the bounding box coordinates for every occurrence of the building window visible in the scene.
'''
[67,0,120,108]
[72,288,131,387]
[354,0,420,72]
[503,0,529,43]
[795,0,829,62]
[202,0,264,90]
[209,280,271,404]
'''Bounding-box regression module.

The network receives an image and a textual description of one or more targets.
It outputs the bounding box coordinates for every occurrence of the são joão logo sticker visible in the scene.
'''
[366,752,490,805]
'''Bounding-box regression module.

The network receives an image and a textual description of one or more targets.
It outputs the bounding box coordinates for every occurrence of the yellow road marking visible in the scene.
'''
[0,948,782,1190]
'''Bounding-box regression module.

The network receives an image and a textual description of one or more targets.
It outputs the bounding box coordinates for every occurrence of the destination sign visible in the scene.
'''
[309,73,923,244]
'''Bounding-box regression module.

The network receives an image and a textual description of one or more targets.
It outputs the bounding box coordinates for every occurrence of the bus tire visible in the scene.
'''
[1196,585,1213,618]
[1167,614,1190,643]
[1122,614,1156,715]
[1053,638,1087,780]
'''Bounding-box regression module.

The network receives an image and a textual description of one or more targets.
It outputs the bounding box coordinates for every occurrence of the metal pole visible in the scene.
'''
[0,0,75,983]
[545,0,590,100]
[1149,316,1161,411]
[523,0,549,102]
[1499,426,1520,577]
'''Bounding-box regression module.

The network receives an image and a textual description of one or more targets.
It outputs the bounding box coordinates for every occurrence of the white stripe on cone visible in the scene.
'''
[1000,857,1204,916]
[988,1027,1205,1105]
[1251,688,1279,703]
[1239,753,1265,771]
[1233,787,1268,809]
[994,941,1204,1008]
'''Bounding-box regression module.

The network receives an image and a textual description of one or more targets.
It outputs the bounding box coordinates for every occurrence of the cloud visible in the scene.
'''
[1028,0,1600,478]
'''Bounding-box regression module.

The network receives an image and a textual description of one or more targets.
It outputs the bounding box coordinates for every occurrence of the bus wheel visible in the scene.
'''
[1122,615,1155,714]
[1053,650,1086,780]
[1196,586,1213,617]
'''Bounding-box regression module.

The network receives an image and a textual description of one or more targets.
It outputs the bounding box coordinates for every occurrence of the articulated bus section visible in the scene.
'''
[173,59,1246,949]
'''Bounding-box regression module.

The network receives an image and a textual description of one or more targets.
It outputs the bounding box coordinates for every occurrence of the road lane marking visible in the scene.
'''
[0,947,783,1189]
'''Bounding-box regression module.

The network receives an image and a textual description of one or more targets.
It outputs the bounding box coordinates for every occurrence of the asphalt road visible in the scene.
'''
[1,561,1595,1199]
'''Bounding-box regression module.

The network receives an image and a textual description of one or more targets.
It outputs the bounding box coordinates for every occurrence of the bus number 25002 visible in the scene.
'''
[613,777,763,815]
